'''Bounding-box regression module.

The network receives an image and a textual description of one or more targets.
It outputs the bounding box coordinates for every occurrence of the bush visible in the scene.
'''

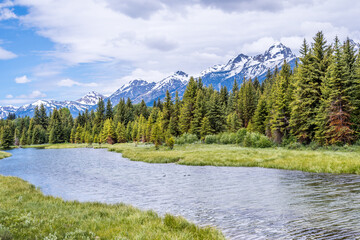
[175,133,198,145]
[281,135,298,147]
[256,135,274,148]
[242,132,273,148]
[219,132,237,144]
[166,136,175,150]
[286,142,303,150]
[236,128,247,144]
[204,135,217,144]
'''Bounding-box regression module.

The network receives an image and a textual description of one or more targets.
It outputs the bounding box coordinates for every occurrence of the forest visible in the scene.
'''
[1,32,360,149]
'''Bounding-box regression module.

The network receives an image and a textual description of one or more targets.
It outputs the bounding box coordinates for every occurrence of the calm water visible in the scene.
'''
[1,148,360,239]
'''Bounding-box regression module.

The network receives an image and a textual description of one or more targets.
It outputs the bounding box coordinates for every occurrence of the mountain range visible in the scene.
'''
[1,43,297,119]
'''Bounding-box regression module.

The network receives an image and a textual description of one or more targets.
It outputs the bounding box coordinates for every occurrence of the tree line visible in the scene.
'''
[1,31,359,149]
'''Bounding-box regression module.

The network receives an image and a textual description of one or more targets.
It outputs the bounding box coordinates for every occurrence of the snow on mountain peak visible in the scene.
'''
[76,91,105,105]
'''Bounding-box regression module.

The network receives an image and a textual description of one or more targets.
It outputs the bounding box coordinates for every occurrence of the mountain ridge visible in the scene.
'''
[1,42,299,118]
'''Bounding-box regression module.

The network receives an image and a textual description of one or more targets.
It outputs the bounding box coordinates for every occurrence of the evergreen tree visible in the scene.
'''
[1,125,13,149]
[207,92,225,134]
[105,99,113,119]
[271,61,293,143]
[253,95,268,134]
[190,90,206,137]
[116,122,127,143]
[238,79,257,127]
[49,108,64,144]
[101,119,116,144]
[39,104,48,129]
[200,116,213,139]
[324,37,354,144]
[162,90,173,131]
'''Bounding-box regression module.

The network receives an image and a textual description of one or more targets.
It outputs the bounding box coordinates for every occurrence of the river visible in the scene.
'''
[1,148,359,239]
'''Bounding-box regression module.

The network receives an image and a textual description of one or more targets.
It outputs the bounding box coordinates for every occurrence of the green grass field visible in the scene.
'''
[0,174,224,240]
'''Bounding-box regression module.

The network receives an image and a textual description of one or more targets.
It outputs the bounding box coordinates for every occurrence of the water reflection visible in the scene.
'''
[0,148,359,239]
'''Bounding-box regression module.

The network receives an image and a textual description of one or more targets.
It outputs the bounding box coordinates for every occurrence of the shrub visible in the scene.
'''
[281,135,298,147]
[219,133,237,144]
[236,128,247,144]
[166,136,175,150]
[256,135,274,148]
[205,135,217,144]
[175,133,198,145]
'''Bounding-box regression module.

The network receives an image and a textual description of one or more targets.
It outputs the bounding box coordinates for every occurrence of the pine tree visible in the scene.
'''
[207,92,225,134]
[116,122,127,143]
[200,116,213,139]
[324,37,354,144]
[105,99,113,119]
[271,61,293,143]
[49,108,64,144]
[39,104,48,129]
[190,90,206,137]
[162,90,173,131]
[226,112,241,133]
[1,125,13,149]
[238,79,257,128]
[151,121,162,150]
[253,95,268,134]
[101,119,116,144]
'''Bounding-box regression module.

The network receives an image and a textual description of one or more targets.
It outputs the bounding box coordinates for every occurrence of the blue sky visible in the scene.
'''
[0,0,359,106]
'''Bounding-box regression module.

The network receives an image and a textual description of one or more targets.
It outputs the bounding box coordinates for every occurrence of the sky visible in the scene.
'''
[0,0,359,106]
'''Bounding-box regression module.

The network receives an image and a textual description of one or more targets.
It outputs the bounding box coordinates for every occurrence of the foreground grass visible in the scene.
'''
[0,174,224,240]
[106,143,360,174]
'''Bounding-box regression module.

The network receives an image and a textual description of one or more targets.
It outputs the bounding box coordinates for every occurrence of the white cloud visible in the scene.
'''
[5,94,13,99]
[17,90,46,99]
[12,0,360,84]
[15,75,31,84]
[57,78,98,87]
[0,8,16,20]
[0,46,16,59]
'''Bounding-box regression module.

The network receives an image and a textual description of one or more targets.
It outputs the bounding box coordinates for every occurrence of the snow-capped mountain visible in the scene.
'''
[106,79,156,106]
[0,106,18,119]
[199,43,297,90]
[1,42,300,118]
[14,100,91,118]
[133,71,189,104]
[76,91,105,105]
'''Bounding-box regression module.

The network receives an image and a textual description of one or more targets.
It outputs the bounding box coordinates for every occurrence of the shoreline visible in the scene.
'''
[17,143,360,175]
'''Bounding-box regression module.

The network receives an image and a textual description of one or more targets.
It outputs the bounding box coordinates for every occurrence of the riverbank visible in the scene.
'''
[107,144,360,174]
[0,174,224,239]
[20,143,360,174]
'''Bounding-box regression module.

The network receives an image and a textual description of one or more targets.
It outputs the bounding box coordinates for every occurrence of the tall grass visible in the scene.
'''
[22,141,360,174]
[107,143,360,174]
[0,175,224,240]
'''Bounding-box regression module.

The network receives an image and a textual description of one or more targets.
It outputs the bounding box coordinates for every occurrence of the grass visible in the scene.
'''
[0,173,224,240]
[21,142,360,174]
[106,143,360,174]
[0,151,11,160]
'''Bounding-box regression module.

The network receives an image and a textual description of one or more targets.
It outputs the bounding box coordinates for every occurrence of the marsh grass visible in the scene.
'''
[21,143,360,174]
[0,151,11,159]
[107,143,360,174]
[0,175,224,240]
